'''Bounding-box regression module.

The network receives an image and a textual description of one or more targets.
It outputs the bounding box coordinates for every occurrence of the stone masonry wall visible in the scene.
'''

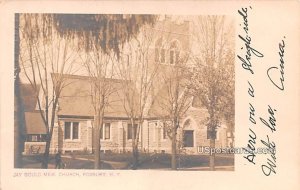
[49,112,229,155]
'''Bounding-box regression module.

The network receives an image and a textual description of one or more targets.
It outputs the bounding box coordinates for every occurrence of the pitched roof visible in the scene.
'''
[19,84,39,111]
[24,112,47,134]
[148,77,191,118]
[54,74,136,118]
[19,84,47,134]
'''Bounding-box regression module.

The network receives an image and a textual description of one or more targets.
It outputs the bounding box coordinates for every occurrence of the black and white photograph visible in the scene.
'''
[1,1,300,190]
[14,14,235,171]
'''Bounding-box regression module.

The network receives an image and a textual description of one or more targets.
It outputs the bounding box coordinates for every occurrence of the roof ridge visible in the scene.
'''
[51,73,132,83]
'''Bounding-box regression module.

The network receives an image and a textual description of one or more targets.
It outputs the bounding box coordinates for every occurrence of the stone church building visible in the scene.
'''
[21,17,231,155]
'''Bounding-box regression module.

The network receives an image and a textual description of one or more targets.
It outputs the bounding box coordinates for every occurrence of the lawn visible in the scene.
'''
[22,152,234,170]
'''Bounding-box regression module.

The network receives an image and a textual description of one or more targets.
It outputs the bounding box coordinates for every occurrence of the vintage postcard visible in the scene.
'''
[0,0,299,190]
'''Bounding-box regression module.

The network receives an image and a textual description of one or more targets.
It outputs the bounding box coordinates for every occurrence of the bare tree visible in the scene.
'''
[54,14,158,169]
[14,13,26,168]
[79,46,116,169]
[153,53,192,170]
[223,53,235,147]
[135,16,193,170]
[191,15,235,170]
[19,14,78,168]
[116,23,158,169]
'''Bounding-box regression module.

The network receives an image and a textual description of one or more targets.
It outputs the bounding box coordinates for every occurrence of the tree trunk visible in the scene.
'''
[132,146,139,170]
[171,124,177,170]
[209,138,216,171]
[131,119,139,169]
[14,13,24,168]
[94,114,103,169]
[41,101,57,169]
[94,135,101,169]
[42,137,51,168]
[14,76,25,168]
[122,126,125,153]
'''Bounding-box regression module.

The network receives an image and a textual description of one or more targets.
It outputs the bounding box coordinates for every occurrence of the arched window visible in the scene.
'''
[155,38,166,63]
[182,119,194,147]
[169,40,180,65]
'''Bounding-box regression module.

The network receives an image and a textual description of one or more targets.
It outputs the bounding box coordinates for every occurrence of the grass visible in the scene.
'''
[22,152,234,170]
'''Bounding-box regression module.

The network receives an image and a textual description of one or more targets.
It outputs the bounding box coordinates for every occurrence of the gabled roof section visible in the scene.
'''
[52,73,137,118]
[19,83,40,111]
[19,83,47,134]
[24,112,47,134]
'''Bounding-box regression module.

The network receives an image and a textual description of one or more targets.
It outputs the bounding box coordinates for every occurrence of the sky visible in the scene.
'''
[18,14,235,84]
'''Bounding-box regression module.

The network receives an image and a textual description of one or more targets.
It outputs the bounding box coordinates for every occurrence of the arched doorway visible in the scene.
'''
[180,117,197,149]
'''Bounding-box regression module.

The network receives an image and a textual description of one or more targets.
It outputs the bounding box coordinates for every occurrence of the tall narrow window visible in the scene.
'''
[183,130,194,147]
[100,126,103,139]
[128,124,138,140]
[72,122,79,139]
[207,127,217,140]
[155,38,166,63]
[64,122,71,139]
[104,123,110,140]
[128,124,133,140]
[162,125,167,139]
[100,123,111,140]
[170,41,180,65]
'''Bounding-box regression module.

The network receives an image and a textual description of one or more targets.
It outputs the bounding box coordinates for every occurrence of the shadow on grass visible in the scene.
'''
[22,153,234,170]
[22,154,113,169]
[137,154,234,169]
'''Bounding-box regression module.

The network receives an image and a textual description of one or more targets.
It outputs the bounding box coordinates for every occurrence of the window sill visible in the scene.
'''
[100,139,113,142]
[64,139,81,142]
